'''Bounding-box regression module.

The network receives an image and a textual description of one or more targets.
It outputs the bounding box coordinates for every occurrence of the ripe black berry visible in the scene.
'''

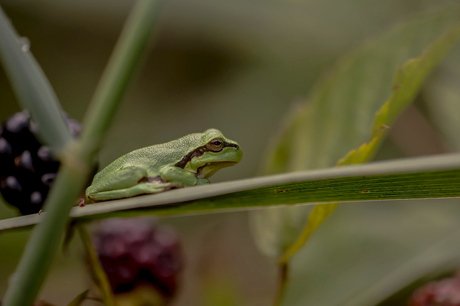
[0,110,81,215]
[92,218,183,300]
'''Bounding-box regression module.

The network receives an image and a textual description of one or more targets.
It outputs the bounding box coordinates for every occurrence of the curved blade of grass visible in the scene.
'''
[2,1,164,305]
[1,153,460,232]
[0,6,72,152]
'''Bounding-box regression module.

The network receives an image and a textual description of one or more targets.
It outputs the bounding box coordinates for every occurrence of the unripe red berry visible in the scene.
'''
[92,218,183,302]
[409,274,460,306]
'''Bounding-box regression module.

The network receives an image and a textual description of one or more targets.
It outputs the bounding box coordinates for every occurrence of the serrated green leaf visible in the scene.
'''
[251,7,460,264]
[281,23,460,264]
[337,125,389,166]
[263,9,460,173]
[349,28,460,306]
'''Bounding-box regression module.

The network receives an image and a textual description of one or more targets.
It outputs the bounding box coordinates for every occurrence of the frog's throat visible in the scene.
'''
[196,161,238,179]
[174,142,239,169]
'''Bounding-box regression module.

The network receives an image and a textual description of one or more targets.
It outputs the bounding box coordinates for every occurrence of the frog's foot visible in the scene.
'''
[78,198,86,207]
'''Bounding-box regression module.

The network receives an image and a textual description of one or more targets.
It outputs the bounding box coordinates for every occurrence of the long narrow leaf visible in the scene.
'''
[1,153,460,232]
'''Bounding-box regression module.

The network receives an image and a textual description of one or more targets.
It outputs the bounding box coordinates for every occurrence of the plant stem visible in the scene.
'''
[273,262,289,306]
[279,203,338,264]
[77,225,115,306]
[79,0,163,154]
[2,1,164,305]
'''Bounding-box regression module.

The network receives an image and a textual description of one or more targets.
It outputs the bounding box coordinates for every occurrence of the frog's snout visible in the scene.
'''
[226,143,239,150]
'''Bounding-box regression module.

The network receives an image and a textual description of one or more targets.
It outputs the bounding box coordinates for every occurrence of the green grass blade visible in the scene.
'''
[0,6,72,152]
[1,153,460,232]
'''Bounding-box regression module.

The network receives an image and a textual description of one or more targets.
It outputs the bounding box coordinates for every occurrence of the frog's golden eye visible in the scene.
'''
[207,138,224,152]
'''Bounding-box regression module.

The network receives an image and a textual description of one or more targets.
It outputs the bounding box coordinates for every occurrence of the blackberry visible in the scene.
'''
[92,218,182,301]
[409,274,460,306]
[0,110,81,215]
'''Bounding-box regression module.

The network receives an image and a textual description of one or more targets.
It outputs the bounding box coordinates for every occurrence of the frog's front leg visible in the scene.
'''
[197,178,210,185]
[160,165,201,187]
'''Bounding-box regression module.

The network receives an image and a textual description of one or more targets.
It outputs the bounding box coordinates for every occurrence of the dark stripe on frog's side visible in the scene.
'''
[174,145,206,169]
[174,142,239,169]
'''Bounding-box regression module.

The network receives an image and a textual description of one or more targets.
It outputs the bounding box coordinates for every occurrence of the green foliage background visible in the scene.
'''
[1,1,460,305]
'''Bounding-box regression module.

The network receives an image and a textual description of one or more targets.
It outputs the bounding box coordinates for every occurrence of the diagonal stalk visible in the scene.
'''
[2,0,164,305]
[77,225,115,306]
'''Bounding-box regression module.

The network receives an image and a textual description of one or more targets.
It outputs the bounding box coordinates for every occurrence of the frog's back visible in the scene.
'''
[94,132,203,178]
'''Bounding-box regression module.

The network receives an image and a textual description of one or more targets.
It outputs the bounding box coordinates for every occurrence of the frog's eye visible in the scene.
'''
[207,138,224,152]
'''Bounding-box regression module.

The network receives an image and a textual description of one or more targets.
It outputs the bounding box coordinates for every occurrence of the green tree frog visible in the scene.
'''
[85,129,242,201]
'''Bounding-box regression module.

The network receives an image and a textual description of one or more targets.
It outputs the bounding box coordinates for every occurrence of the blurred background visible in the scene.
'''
[1,0,460,305]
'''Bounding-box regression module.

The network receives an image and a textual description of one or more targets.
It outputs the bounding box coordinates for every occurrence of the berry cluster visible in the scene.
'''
[0,111,81,215]
[92,218,182,299]
[409,273,460,306]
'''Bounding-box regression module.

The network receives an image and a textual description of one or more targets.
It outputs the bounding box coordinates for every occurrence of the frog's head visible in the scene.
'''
[181,128,242,178]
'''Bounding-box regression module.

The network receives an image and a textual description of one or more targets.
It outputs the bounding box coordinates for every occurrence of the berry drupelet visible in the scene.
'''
[0,110,81,215]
